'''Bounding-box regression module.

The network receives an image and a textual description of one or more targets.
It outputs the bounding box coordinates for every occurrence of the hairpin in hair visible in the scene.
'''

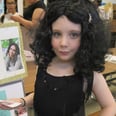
[88,13,92,23]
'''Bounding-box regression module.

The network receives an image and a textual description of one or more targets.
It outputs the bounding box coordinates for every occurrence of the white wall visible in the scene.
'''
[102,0,116,4]
[44,0,47,5]
[17,0,23,16]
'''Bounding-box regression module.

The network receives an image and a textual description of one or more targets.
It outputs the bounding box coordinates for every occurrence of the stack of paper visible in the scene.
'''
[105,54,116,64]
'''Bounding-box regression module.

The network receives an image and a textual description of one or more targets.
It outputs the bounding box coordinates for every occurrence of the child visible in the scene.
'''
[0,0,116,116]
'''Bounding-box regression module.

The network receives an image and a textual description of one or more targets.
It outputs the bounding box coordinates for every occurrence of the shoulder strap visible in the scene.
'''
[0,15,5,23]
[83,78,88,93]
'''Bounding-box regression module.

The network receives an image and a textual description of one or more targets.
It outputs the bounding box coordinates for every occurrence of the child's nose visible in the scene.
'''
[60,36,68,46]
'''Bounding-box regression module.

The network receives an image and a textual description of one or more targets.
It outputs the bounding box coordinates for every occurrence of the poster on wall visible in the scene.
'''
[0,22,27,85]
[0,80,28,116]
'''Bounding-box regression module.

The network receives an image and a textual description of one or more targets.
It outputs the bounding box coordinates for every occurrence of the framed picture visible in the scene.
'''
[0,80,28,116]
[0,22,27,85]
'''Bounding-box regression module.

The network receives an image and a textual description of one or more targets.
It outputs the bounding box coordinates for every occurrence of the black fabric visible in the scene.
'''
[34,68,85,116]
[23,1,46,20]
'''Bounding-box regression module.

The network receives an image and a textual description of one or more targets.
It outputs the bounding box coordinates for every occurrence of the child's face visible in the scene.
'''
[51,16,81,62]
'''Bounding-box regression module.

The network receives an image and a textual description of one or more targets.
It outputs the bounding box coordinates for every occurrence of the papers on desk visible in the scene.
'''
[24,50,35,62]
[105,54,116,64]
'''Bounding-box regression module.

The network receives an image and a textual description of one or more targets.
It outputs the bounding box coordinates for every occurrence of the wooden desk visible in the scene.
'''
[110,4,116,33]
[23,61,37,94]
[103,48,116,78]
[89,111,99,116]
[103,48,116,84]
[110,20,116,33]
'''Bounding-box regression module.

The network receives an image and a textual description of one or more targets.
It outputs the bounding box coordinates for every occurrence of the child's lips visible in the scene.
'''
[59,51,69,55]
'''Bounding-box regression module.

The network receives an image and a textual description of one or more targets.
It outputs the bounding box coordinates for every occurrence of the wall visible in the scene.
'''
[102,0,116,4]
[17,0,23,16]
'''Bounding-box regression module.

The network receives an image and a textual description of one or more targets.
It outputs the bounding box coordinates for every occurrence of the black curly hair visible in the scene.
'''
[31,0,110,100]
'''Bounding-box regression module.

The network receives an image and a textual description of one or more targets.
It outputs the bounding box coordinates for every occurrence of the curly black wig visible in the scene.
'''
[31,0,110,100]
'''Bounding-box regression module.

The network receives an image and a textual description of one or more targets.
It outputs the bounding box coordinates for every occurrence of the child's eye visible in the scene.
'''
[70,32,81,39]
[52,32,61,38]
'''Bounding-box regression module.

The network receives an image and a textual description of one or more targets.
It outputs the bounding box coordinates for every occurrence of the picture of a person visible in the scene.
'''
[5,43,23,71]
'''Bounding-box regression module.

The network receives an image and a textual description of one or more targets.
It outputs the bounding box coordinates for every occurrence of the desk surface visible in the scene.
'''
[110,20,116,33]
[23,61,37,94]
[103,48,116,75]
[89,111,99,116]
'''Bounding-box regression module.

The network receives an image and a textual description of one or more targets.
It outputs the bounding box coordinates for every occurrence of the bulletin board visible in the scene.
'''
[0,22,27,85]
[0,80,28,116]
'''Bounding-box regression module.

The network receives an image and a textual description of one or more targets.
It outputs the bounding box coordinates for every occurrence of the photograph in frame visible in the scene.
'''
[0,22,27,85]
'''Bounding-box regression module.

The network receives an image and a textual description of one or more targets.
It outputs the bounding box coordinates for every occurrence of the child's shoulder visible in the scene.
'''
[93,71,103,78]
[93,71,105,87]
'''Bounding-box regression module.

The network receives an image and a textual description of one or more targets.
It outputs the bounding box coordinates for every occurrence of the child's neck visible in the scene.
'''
[47,57,75,77]
[52,56,74,65]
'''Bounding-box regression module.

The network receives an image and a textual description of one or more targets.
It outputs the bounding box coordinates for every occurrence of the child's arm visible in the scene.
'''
[92,72,116,116]
[0,92,34,110]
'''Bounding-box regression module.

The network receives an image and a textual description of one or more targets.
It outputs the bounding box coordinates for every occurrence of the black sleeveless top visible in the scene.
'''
[34,68,85,116]
[24,1,46,20]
